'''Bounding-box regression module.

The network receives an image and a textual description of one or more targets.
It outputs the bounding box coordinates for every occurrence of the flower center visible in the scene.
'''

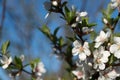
[96,58,101,64]
[79,46,84,52]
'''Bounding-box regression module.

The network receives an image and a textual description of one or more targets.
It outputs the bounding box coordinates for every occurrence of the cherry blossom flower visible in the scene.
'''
[33,62,46,77]
[98,69,119,80]
[76,11,87,22]
[72,70,85,79]
[72,40,91,61]
[110,37,120,59]
[93,47,110,70]
[0,55,12,69]
[110,0,120,9]
[94,30,111,48]
[20,54,24,62]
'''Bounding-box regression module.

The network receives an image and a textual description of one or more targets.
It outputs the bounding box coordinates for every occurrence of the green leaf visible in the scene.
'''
[87,23,97,27]
[14,56,23,69]
[1,41,10,54]
[58,37,64,46]
[53,27,60,36]
[38,25,51,38]
[30,58,40,69]
[109,54,114,65]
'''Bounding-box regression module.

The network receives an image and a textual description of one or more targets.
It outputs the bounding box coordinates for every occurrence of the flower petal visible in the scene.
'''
[72,48,79,56]
[110,44,118,53]
[94,42,102,48]
[114,50,120,59]
[99,63,105,70]
[79,53,86,61]
[73,40,81,47]
[2,64,8,69]
[114,37,120,44]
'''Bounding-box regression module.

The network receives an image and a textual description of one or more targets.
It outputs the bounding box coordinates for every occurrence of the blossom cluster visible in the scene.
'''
[0,41,46,80]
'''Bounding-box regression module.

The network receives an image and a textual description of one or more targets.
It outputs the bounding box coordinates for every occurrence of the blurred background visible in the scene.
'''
[0,0,111,80]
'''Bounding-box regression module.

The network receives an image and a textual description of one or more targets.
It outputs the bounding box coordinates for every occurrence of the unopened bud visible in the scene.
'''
[52,1,58,6]
[103,18,108,24]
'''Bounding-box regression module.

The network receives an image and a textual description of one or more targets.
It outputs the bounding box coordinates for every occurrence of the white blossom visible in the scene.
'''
[98,69,119,80]
[33,62,46,77]
[110,37,120,58]
[93,46,110,70]
[0,55,12,69]
[72,70,85,79]
[110,0,119,9]
[82,27,93,33]
[72,40,91,61]
[20,54,24,62]
[94,30,111,48]
[78,12,88,17]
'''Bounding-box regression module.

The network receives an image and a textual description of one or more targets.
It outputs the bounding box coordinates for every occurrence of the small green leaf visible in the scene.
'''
[38,25,51,38]
[87,23,97,27]
[14,56,22,69]
[58,37,64,47]
[30,58,40,69]
[53,27,60,36]
[1,41,10,54]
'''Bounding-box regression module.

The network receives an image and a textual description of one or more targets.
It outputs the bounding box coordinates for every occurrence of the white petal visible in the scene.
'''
[110,2,118,9]
[114,37,120,44]
[79,12,87,17]
[2,64,8,69]
[72,70,83,79]
[79,53,86,61]
[100,31,106,38]
[8,57,12,64]
[83,42,89,48]
[103,51,110,57]
[99,63,105,70]
[84,49,91,56]
[114,50,120,59]
[72,48,79,56]
[110,44,118,53]
[107,70,118,79]
[73,40,81,47]
[94,42,102,48]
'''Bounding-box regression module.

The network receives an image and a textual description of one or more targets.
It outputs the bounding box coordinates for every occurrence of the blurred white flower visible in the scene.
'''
[79,12,88,17]
[72,40,91,61]
[98,69,119,80]
[93,47,110,70]
[110,0,119,9]
[33,62,46,77]
[72,70,85,79]
[82,27,93,33]
[0,55,12,69]
[71,23,77,28]
[94,30,111,48]
[110,37,120,58]
[20,54,24,62]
